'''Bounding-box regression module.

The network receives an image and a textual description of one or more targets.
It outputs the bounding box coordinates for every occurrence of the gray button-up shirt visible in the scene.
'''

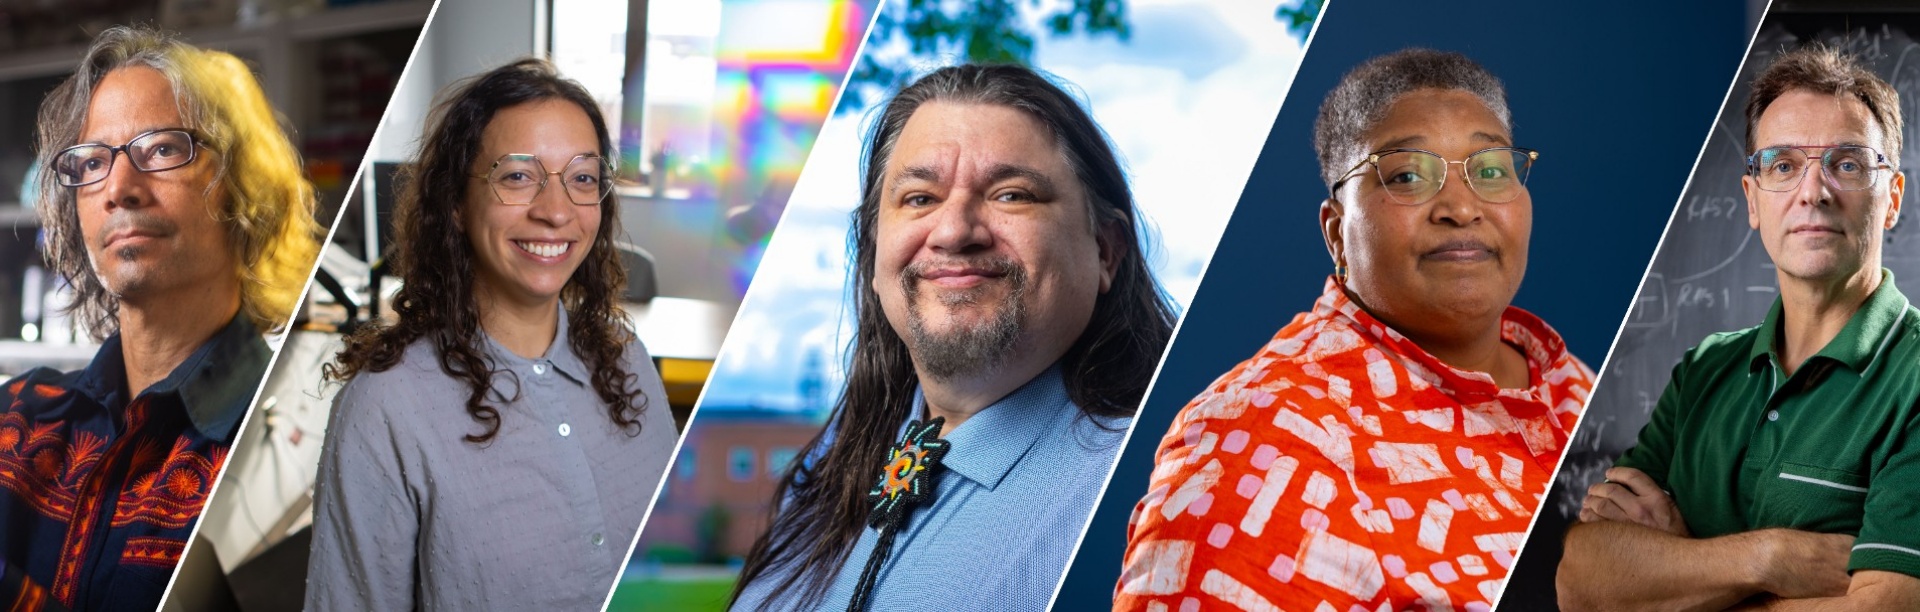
[307,308,676,610]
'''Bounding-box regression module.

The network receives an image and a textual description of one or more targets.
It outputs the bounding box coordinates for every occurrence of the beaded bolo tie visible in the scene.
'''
[846,417,951,612]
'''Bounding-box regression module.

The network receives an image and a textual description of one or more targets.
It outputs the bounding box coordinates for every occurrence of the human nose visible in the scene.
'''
[97,148,148,210]
[1792,156,1835,208]
[1428,162,1486,226]
[526,172,578,226]
[925,193,992,254]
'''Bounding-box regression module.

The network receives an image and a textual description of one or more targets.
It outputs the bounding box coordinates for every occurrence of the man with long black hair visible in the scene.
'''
[730,63,1176,611]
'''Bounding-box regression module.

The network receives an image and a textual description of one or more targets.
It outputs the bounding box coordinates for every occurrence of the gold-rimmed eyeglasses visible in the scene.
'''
[1331,146,1538,206]
[470,153,613,206]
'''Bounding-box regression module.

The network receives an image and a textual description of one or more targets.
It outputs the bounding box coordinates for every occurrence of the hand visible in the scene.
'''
[1749,529,1854,599]
[1579,467,1690,537]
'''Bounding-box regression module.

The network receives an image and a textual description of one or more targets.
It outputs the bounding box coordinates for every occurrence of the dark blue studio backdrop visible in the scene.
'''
[1051,0,1752,607]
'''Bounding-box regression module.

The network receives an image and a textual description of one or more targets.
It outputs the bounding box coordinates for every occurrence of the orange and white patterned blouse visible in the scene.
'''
[1115,278,1591,612]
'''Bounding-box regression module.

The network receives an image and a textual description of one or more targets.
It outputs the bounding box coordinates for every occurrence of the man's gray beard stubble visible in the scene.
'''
[902,262,1028,381]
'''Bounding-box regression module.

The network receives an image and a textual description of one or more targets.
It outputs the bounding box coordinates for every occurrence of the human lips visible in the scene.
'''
[916,265,1007,288]
[98,215,176,250]
[902,257,1022,293]
[105,228,162,248]
[1788,223,1843,236]
[1423,238,1496,262]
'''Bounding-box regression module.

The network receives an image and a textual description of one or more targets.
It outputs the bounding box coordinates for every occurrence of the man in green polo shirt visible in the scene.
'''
[1557,46,1920,611]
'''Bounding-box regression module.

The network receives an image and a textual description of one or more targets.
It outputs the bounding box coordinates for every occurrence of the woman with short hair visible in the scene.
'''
[1116,48,1593,611]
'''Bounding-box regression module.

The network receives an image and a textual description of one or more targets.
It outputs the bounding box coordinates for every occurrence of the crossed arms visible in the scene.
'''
[1556,467,1920,611]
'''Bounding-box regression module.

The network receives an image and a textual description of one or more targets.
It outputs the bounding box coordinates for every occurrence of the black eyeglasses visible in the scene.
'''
[53,128,202,188]
[1331,146,1538,205]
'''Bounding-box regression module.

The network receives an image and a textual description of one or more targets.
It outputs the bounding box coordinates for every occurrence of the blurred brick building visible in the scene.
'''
[638,409,821,561]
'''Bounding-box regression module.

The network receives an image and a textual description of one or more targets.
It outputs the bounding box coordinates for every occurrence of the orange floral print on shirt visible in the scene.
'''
[1116,278,1591,612]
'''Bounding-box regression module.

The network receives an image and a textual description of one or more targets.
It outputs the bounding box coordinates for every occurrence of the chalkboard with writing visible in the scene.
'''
[1503,13,1920,611]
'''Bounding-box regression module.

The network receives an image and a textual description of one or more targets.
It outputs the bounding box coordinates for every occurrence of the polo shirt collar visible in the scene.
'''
[1750,268,1911,374]
[911,365,1071,491]
[71,311,267,442]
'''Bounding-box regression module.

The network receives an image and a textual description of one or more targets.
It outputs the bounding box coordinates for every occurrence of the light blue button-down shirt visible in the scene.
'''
[733,366,1129,611]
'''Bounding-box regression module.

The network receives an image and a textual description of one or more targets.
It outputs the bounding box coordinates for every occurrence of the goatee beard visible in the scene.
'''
[902,257,1028,380]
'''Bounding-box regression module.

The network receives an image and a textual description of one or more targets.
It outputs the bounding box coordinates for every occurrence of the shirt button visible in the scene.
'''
[592,533,604,546]
[533,363,548,375]
[558,423,572,437]
[1766,410,1780,422]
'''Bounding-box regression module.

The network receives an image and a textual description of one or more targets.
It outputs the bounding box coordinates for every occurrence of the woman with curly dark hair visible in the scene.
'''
[305,59,675,610]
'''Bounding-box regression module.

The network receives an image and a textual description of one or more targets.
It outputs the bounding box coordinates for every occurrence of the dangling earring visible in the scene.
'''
[1334,263,1348,282]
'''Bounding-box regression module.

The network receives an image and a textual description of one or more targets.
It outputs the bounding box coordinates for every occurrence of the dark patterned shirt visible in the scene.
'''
[0,313,265,611]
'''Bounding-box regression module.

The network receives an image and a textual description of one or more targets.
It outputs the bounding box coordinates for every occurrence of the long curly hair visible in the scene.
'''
[34,25,321,338]
[326,59,648,444]
[733,63,1177,608]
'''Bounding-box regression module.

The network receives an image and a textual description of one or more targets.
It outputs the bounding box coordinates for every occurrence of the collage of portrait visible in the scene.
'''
[0,0,1912,611]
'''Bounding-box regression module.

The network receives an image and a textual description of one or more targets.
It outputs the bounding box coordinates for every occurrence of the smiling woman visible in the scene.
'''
[303,59,678,611]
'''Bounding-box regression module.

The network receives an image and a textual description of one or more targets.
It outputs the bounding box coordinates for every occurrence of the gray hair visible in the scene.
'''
[34,25,320,338]
[1314,48,1512,191]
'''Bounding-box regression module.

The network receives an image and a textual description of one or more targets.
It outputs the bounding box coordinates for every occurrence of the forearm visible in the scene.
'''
[1743,597,1871,612]
[1558,520,1762,611]
[1736,571,1920,612]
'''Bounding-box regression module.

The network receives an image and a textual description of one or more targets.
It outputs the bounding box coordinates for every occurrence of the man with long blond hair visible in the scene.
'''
[0,25,320,610]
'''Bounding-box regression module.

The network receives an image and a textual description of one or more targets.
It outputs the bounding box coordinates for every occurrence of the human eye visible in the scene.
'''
[1382,169,1425,186]
[993,190,1035,203]
[1828,150,1870,175]
[1767,158,1799,176]
[496,171,538,186]
[54,153,90,180]
[902,193,936,207]
[1754,148,1798,174]
[138,132,193,160]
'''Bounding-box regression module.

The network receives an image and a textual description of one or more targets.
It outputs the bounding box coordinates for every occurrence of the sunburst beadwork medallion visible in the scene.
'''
[866,417,950,530]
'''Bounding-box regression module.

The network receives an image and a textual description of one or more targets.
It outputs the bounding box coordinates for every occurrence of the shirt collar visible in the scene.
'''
[1749,268,1911,374]
[1313,276,1574,399]
[73,311,268,441]
[480,304,590,386]
[910,365,1075,491]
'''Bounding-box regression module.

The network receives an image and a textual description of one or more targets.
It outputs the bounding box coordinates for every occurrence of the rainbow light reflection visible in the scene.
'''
[709,0,872,295]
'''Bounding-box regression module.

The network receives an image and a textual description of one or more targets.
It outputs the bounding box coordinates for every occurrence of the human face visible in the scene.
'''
[464,99,604,310]
[1743,89,1904,285]
[75,66,234,303]
[872,102,1116,381]
[1323,88,1530,332]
